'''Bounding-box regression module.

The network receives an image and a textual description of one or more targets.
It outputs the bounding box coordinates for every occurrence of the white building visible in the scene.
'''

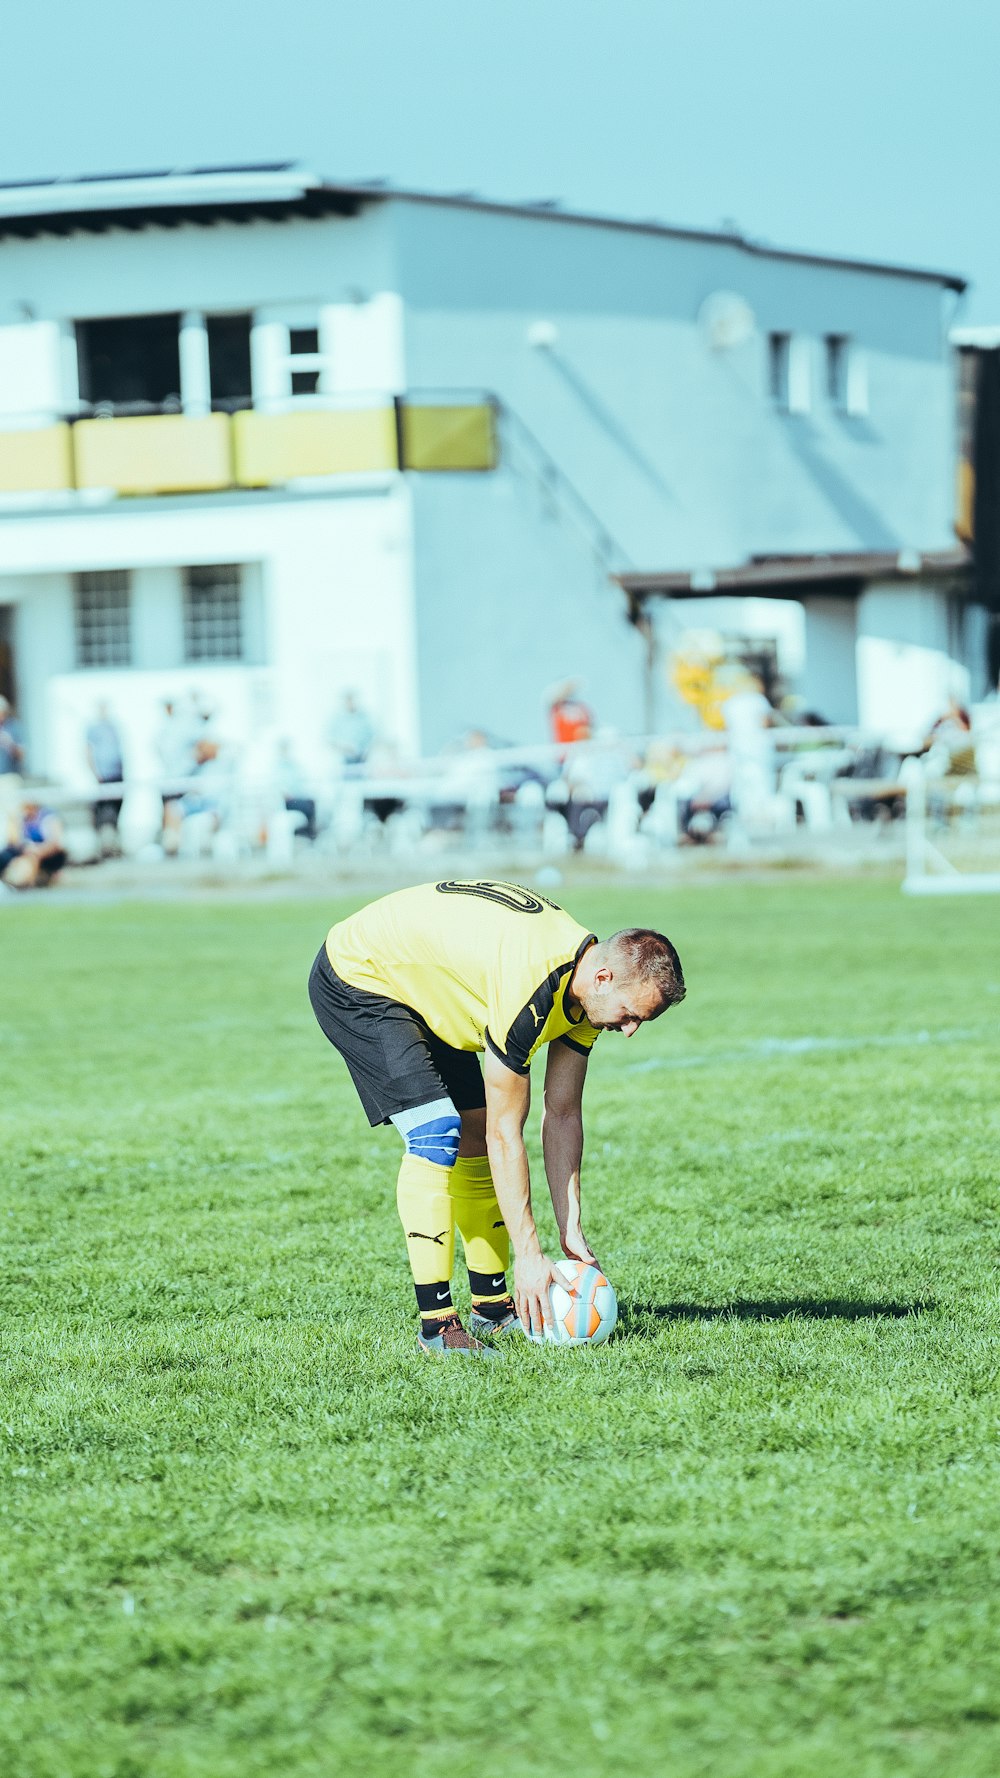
[0,163,980,783]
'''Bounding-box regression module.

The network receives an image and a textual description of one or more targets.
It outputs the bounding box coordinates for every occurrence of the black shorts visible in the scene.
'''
[308,945,487,1127]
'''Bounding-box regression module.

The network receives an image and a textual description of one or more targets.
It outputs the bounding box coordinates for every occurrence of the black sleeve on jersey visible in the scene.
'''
[487,963,572,1074]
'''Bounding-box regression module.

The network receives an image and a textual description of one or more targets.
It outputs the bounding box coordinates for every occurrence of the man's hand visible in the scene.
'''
[514,1249,573,1340]
[560,1227,599,1268]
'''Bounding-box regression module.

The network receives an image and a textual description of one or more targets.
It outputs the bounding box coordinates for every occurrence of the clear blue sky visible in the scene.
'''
[4,0,998,319]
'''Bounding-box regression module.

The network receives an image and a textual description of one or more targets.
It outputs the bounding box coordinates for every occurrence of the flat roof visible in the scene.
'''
[0,163,968,292]
[617,549,972,599]
[951,326,1000,348]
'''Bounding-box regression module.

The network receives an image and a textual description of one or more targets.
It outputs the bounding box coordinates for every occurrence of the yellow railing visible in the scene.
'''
[74,415,232,495]
[0,402,497,497]
[0,424,74,493]
[402,404,497,471]
[233,408,398,484]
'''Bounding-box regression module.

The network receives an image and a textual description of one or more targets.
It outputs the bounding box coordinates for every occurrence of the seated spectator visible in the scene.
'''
[722,672,777,822]
[437,728,501,837]
[328,691,375,771]
[85,700,125,856]
[274,737,317,842]
[548,730,626,851]
[1,798,68,889]
[178,733,235,841]
[154,697,196,855]
[924,700,976,777]
[675,748,733,843]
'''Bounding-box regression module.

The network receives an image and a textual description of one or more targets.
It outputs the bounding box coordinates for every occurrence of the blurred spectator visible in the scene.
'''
[675,747,733,843]
[192,697,221,767]
[274,737,317,842]
[0,695,25,776]
[548,730,626,850]
[722,672,776,821]
[548,679,594,748]
[439,728,501,837]
[154,698,196,852]
[85,700,125,855]
[924,699,976,777]
[182,709,233,831]
[0,797,68,889]
[328,691,374,769]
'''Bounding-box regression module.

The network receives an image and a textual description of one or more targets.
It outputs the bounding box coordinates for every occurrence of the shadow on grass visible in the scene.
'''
[621,1297,936,1328]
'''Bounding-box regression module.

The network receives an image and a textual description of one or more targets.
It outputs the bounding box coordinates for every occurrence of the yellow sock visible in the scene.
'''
[449,1154,511,1303]
[396,1155,456,1328]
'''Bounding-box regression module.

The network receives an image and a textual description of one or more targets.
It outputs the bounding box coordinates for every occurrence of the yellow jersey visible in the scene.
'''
[325,879,601,1075]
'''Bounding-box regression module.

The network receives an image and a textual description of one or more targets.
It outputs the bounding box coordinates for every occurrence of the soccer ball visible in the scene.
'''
[532,1259,618,1346]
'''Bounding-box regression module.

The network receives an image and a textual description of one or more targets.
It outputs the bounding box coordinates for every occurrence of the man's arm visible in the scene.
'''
[484,1048,567,1337]
[542,1040,597,1265]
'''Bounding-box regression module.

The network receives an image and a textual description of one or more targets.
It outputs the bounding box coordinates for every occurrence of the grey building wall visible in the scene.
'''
[408,470,645,752]
[391,197,958,570]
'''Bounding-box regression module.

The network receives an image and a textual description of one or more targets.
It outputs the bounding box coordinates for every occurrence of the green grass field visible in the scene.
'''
[2,876,999,1778]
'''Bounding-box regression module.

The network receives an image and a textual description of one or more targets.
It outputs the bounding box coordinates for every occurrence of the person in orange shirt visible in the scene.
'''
[548,680,594,748]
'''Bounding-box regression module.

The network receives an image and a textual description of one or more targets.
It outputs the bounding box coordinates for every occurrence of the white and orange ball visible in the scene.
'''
[532,1260,618,1346]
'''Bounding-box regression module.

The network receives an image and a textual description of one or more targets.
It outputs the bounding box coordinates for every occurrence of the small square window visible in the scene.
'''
[74,570,131,667]
[183,565,243,663]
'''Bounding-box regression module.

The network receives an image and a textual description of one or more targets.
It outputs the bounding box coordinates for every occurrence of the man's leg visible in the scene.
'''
[391,1099,463,1341]
[307,950,496,1356]
[449,1108,516,1330]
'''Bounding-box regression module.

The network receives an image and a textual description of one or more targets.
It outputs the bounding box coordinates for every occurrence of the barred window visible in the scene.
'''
[183,564,244,662]
[74,570,132,667]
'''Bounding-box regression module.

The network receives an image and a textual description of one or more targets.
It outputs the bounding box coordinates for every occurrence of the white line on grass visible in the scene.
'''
[625,1025,998,1074]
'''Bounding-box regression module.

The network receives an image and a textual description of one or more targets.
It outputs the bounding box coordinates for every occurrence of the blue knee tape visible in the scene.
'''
[403,1113,461,1169]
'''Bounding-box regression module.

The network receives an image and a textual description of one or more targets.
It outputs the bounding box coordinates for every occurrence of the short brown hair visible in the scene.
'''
[608,928,685,1007]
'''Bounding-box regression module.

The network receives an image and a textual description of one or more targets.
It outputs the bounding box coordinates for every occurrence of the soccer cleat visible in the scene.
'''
[417,1314,499,1358]
[468,1302,525,1341]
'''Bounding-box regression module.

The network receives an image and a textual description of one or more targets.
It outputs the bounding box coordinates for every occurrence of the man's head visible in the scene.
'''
[570,928,685,1037]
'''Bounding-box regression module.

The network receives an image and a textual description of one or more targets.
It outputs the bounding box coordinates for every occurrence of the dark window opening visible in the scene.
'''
[768,332,790,406]
[76,314,181,417]
[207,314,253,413]
[289,327,320,356]
[826,334,848,406]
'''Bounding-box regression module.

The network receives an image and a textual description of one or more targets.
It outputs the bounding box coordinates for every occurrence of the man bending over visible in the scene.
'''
[308,879,684,1356]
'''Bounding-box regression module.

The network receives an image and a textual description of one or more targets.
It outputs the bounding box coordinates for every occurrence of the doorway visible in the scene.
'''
[0,605,15,705]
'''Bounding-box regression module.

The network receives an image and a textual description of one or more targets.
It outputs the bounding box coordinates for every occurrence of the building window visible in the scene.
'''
[74,570,132,667]
[826,335,848,405]
[288,325,322,397]
[826,333,868,416]
[183,564,243,662]
[207,314,253,412]
[768,333,790,405]
[768,332,810,414]
[76,315,182,416]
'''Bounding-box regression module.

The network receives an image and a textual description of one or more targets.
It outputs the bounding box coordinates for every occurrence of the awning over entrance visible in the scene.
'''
[616,548,971,602]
